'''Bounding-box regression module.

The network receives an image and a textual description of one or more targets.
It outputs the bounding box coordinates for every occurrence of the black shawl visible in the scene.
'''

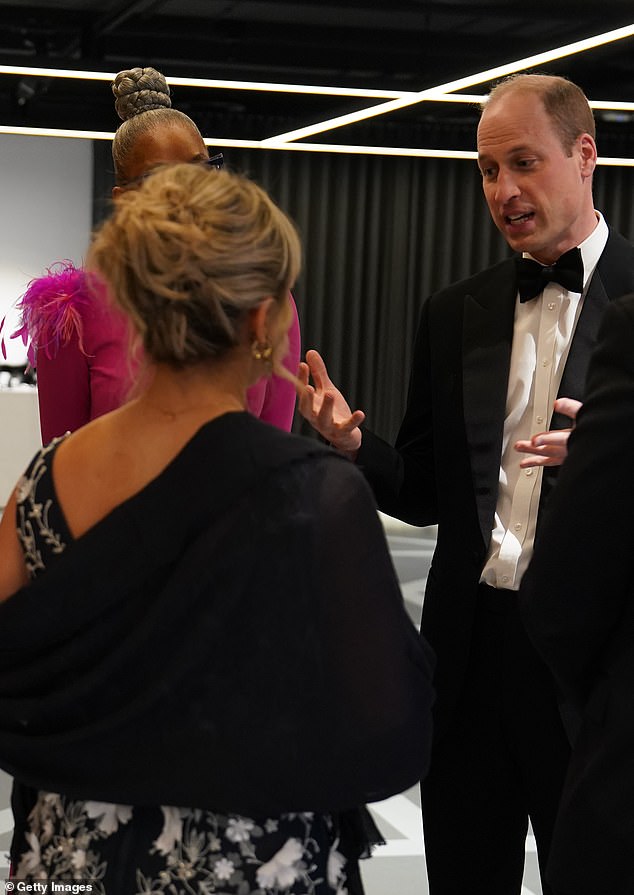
[0,413,435,815]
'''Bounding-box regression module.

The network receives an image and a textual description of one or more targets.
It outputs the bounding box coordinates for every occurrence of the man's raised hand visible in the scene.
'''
[297,349,365,456]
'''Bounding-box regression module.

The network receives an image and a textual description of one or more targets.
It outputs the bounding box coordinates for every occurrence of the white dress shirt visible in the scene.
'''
[481,212,609,590]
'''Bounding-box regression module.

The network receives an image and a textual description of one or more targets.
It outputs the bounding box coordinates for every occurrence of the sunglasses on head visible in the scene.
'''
[119,152,224,189]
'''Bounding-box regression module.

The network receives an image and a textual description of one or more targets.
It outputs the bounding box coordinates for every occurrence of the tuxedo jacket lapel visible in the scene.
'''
[462,259,516,546]
[552,268,609,429]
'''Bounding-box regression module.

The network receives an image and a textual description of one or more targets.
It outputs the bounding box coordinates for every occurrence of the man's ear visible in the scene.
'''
[578,133,597,178]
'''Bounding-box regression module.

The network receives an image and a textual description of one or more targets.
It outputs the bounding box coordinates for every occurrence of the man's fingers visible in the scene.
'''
[553,397,582,420]
[305,349,331,390]
[297,362,310,388]
[331,410,366,434]
[297,384,315,417]
[347,410,366,430]
[315,390,336,425]
[305,348,323,366]
[519,454,560,468]
[515,439,537,455]
[516,430,571,451]
[531,431,571,450]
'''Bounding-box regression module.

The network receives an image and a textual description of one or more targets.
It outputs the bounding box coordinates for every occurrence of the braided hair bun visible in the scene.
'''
[112,67,172,122]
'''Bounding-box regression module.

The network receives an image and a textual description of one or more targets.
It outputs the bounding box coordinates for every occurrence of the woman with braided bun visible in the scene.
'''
[14,66,301,443]
[0,163,434,892]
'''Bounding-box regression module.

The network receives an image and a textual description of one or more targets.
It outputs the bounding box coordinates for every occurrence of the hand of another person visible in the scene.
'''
[297,349,365,456]
[514,397,582,468]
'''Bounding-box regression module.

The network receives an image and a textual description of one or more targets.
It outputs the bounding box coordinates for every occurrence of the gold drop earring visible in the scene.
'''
[251,339,273,367]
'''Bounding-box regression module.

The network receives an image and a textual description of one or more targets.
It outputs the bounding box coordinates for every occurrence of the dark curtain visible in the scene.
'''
[93,142,634,442]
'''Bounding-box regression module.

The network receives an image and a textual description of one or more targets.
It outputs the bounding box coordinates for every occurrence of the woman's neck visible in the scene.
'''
[136,360,248,422]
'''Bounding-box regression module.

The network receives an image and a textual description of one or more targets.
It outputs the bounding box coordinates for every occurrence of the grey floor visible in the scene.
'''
[0,517,543,894]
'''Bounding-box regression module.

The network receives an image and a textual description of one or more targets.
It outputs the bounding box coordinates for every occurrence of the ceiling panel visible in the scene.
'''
[1,0,633,154]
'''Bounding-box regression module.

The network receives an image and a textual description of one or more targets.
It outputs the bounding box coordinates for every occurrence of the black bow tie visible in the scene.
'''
[515,247,584,302]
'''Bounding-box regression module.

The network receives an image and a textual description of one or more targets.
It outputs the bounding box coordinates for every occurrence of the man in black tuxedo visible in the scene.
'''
[297,73,634,894]
[519,290,634,895]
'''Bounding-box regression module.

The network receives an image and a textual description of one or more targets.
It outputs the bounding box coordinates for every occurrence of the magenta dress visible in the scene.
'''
[13,263,301,444]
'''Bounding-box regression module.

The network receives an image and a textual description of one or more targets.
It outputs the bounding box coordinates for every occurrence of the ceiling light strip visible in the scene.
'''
[0,125,265,147]
[0,125,116,140]
[1,66,633,111]
[262,22,634,143]
[595,156,634,166]
[167,76,413,99]
[416,93,634,112]
[0,65,412,99]
[0,66,116,82]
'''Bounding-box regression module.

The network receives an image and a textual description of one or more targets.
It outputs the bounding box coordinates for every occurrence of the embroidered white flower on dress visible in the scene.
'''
[84,801,133,835]
[327,839,346,887]
[153,806,185,855]
[16,831,43,876]
[15,475,33,504]
[256,837,304,889]
[226,817,254,843]
[71,849,87,871]
[214,857,235,881]
[41,815,55,842]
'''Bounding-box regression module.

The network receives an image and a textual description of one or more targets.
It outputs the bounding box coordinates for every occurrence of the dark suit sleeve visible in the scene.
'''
[520,292,634,705]
[357,297,439,526]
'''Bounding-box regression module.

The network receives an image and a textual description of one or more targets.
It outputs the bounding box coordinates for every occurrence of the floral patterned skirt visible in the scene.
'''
[12,791,359,894]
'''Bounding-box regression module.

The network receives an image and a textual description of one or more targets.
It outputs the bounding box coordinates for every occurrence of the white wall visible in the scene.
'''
[0,134,93,365]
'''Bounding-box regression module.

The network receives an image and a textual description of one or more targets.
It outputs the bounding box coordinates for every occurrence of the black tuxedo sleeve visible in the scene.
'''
[357,297,438,526]
[520,292,634,708]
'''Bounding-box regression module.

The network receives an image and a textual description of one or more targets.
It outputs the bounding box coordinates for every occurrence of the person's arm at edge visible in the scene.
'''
[0,489,29,601]
[84,298,137,423]
[519,295,634,700]
[36,335,90,443]
[356,296,438,525]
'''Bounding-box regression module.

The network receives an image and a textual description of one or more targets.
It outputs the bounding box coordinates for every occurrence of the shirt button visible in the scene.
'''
[536,416,544,424]
[525,468,533,476]
[548,302,556,310]
[542,358,550,367]
[502,575,510,584]
[514,522,522,531]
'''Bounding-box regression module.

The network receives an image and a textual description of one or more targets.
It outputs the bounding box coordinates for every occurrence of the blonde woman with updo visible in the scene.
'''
[10,66,301,443]
[0,164,435,893]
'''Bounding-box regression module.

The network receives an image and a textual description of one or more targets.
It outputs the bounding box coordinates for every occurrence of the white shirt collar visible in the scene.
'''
[577,211,609,290]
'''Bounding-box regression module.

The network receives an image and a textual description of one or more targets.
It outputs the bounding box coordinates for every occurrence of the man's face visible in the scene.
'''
[476,92,597,264]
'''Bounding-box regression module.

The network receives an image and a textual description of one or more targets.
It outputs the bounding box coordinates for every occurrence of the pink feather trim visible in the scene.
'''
[6,261,106,367]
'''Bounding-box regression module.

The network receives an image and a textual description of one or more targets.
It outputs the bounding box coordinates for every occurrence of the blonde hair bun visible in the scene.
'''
[88,164,301,369]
